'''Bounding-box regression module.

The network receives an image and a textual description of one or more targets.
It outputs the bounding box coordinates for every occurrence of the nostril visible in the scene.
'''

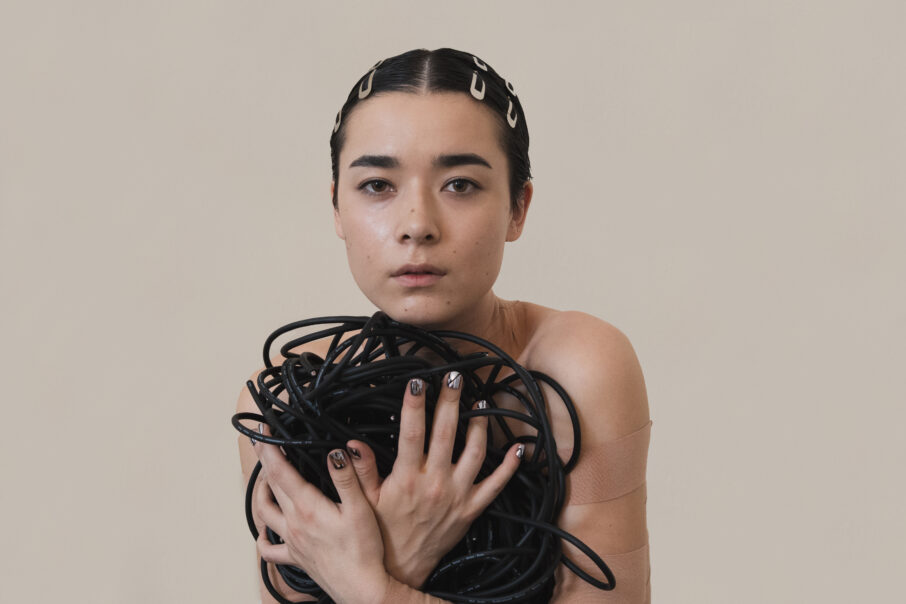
[401,233,435,242]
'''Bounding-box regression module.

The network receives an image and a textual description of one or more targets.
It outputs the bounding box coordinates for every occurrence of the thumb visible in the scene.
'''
[346,440,382,506]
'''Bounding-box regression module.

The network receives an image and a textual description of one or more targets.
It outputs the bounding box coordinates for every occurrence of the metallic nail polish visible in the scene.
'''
[410,378,424,396]
[476,400,489,410]
[516,444,525,459]
[447,371,462,390]
[329,450,347,469]
[347,447,361,459]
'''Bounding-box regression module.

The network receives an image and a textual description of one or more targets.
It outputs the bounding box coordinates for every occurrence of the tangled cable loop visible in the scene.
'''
[233,311,615,603]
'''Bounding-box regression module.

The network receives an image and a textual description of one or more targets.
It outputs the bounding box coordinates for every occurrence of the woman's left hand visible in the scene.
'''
[253,425,390,604]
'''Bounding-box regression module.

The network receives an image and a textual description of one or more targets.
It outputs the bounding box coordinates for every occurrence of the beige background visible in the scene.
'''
[1,1,903,602]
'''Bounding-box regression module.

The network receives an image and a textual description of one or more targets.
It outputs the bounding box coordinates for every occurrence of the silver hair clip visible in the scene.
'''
[505,79,516,96]
[473,56,488,71]
[507,98,518,128]
[359,69,376,99]
[470,71,486,100]
[338,59,384,130]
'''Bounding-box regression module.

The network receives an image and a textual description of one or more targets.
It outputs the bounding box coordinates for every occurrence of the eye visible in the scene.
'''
[359,179,393,196]
[445,178,480,194]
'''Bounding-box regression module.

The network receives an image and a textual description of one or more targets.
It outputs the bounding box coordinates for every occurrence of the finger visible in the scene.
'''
[252,425,294,505]
[254,475,289,538]
[468,443,524,516]
[250,474,270,535]
[257,534,295,565]
[426,370,463,469]
[254,423,323,508]
[346,440,381,506]
[395,378,426,470]
[326,449,369,510]
[452,400,489,487]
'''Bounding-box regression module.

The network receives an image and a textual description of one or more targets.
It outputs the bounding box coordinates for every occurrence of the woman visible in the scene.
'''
[236,48,652,603]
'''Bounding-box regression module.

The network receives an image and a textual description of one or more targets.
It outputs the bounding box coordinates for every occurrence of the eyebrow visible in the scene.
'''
[348,153,493,170]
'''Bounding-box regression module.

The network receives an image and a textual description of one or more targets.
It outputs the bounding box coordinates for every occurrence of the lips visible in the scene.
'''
[391,263,446,287]
[391,263,446,277]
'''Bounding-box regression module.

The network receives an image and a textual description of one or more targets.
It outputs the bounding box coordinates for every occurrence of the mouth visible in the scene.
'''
[391,263,446,278]
[392,263,446,287]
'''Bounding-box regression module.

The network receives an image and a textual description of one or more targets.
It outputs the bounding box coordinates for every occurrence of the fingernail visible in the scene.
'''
[347,447,361,459]
[409,378,424,396]
[447,371,462,390]
[476,400,488,410]
[248,436,256,447]
[329,450,347,469]
[516,444,525,459]
[258,423,264,435]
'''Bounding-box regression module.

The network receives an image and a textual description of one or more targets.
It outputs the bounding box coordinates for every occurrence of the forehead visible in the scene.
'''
[340,92,505,168]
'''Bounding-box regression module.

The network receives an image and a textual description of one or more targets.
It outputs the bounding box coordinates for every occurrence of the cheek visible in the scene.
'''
[342,223,383,277]
[463,230,507,281]
[343,212,393,247]
[469,214,510,256]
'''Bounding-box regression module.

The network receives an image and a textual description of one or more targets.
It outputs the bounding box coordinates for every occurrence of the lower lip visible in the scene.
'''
[393,273,443,287]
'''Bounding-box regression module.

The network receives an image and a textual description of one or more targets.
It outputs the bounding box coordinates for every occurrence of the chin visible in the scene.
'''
[377,299,464,330]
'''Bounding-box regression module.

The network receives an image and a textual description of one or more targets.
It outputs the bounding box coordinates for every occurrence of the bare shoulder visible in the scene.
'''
[522,306,651,441]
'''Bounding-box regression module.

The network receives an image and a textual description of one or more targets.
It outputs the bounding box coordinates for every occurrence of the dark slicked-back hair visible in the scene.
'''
[329,48,531,213]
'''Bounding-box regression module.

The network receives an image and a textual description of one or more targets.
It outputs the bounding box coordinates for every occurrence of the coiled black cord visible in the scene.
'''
[233,311,615,603]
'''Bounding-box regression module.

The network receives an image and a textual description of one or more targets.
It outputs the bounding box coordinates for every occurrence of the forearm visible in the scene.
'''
[379,576,454,604]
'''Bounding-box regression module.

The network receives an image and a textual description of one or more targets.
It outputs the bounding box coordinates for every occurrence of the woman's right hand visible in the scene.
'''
[345,371,524,588]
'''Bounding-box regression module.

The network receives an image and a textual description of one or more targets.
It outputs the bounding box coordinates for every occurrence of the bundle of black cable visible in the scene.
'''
[232,311,615,604]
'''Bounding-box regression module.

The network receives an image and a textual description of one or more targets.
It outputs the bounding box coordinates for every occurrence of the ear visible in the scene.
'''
[331,181,346,240]
[506,181,533,242]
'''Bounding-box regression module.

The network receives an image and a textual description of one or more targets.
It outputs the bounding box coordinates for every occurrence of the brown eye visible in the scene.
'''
[446,178,479,194]
[360,180,392,195]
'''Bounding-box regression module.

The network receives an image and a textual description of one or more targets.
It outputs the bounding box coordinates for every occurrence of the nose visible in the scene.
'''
[396,188,440,244]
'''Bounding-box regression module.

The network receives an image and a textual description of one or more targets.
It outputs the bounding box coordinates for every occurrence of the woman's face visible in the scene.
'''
[333,92,531,329]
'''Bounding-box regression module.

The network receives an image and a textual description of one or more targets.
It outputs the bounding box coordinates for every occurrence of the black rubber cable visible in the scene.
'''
[233,311,616,603]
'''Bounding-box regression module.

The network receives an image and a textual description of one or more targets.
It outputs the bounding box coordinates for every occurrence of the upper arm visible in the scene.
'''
[534,313,652,601]
[538,312,649,440]
[236,370,314,603]
[236,333,358,602]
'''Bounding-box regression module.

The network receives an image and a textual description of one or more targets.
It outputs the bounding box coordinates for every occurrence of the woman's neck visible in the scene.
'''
[433,293,526,361]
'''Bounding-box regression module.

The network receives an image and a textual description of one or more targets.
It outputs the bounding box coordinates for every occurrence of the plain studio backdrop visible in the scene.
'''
[1,1,903,602]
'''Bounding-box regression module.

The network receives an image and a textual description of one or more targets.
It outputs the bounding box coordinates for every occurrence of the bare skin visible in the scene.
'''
[235,91,651,603]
